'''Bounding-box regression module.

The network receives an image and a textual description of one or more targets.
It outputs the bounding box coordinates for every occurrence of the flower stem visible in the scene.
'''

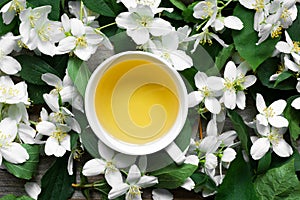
[72,182,106,189]
[80,1,84,22]
[96,22,117,31]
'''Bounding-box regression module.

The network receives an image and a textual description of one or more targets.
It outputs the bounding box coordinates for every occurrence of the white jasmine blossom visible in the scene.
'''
[42,72,84,112]
[188,71,223,114]
[0,118,29,165]
[36,121,71,157]
[0,0,26,24]
[117,0,173,14]
[292,80,300,109]
[56,14,104,61]
[212,15,244,32]
[152,189,173,200]
[0,76,29,105]
[115,5,172,45]
[0,32,22,75]
[250,122,293,160]
[221,61,257,110]
[256,93,288,128]
[148,31,193,70]
[107,164,158,200]
[193,0,218,31]
[276,31,300,61]
[181,177,195,191]
[82,140,136,185]
[68,1,99,26]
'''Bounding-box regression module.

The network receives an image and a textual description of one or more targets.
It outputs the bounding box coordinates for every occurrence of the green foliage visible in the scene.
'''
[0,195,33,200]
[227,110,252,155]
[27,83,52,104]
[150,163,198,189]
[16,55,61,85]
[41,54,69,79]
[256,58,296,90]
[284,95,300,141]
[27,0,60,20]
[287,5,300,41]
[82,0,124,17]
[67,57,91,97]
[39,156,76,200]
[215,44,235,71]
[169,0,186,11]
[232,4,280,71]
[182,2,199,23]
[191,172,217,193]
[274,71,294,87]
[0,16,17,36]
[3,144,40,180]
[257,151,272,174]
[254,159,300,200]
[216,151,258,200]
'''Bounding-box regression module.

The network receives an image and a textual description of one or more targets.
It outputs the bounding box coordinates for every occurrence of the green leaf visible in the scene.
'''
[0,195,33,200]
[287,5,300,41]
[16,55,60,85]
[257,151,272,174]
[232,4,280,70]
[254,159,300,200]
[150,163,198,189]
[41,54,69,79]
[26,0,60,20]
[82,0,123,17]
[70,131,79,150]
[39,156,76,200]
[170,0,186,11]
[274,71,294,87]
[0,0,10,7]
[215,44,235,71]
[179,67,198,90]
[292,151,300,172]
[191,172,217,193]
[67,57,91,97]
[256,58,296,90]
[216,151,258,200]
[182,2,199,23]
[227,110,252,155]
[3,144,40,180]
[284,95,300,141]
[0,15,17,36]
[27,83,52,104]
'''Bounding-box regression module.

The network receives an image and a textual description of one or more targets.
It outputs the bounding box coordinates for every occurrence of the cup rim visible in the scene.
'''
[85,51,188,155]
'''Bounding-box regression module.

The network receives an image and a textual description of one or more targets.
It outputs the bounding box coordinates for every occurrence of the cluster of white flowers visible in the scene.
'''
[239,0,298,45]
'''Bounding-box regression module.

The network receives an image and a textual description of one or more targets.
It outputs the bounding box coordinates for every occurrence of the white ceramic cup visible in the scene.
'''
[85,51,188,163]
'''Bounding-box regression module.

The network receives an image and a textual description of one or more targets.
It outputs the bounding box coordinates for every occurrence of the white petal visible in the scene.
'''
[205,97,221,114]
[114,153,136,169]
[206,119,218,136]
[199,136,220,154]
[256,94,266,113]
[105,169,125,187]
[224,61,237,80]
[25,182,41,200]
[0,118,17,141]
[152,189,173,200]
[194,72,208,89]
[292,97,300,109]
[222,148,236,162]
[224,90,236,110]
[224,16,243,30]
[269,99,286,115]
[161,32,179,50]
[136,175,158,188]
[188,91,203,107]
[269,116,289,128]
[149,18,172,36]
[184,155,199,166]
[181,177,195,191]
[276,41,293,53]
[126,165,141,184]
[115,12,139,29]
[256,122,270,137]
[205,153,218,169]
[0,56,21,75]
[239,0,255,9]
[56,36,76,54]
[272,139,293,157]
[44,137,60,156]
[0,154,2,166]
[243,75,257,88]
[218,131,237,146]
[207,76,224,91]
[98,140,114,161]
[36,121,56,136]
[74,46,93,61]
[108,184,129,200]
[1,143,29,164]
[127,28,150,45]
[82,159,106,176]
[284,56,299,72]
[41,73,62,87]
[43,94,59,112]
[68,153,74,175]
[236,91,246,110]
[256,114,269,126]
[250,138,270,160]
[169,50,193,70]
[18,124,36,144]
[70,18,85,36]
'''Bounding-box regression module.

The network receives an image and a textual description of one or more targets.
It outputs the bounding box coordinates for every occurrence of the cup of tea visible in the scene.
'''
[85,51,188,163]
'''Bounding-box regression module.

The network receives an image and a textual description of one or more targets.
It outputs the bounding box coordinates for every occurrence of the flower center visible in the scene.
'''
[76,36,87,47]
[0,50,4,59]
[11,0,25,14]
[271,26,282,38]
[267,132,282,145]
[38,24,51,42]
[128,185,141,199]
[280,8,290,22]
[136,0,155,6]
[253,0,265,12]
[293,41,300,53]
[224,79,234,90]
[0,86,20,97]
[200,86,211,97]
[51,128,67,143]
[52,112,66,124]
[0,130,11,148]
[263,107,275,118]
[29,12,41,28]
[138,16,151,27]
